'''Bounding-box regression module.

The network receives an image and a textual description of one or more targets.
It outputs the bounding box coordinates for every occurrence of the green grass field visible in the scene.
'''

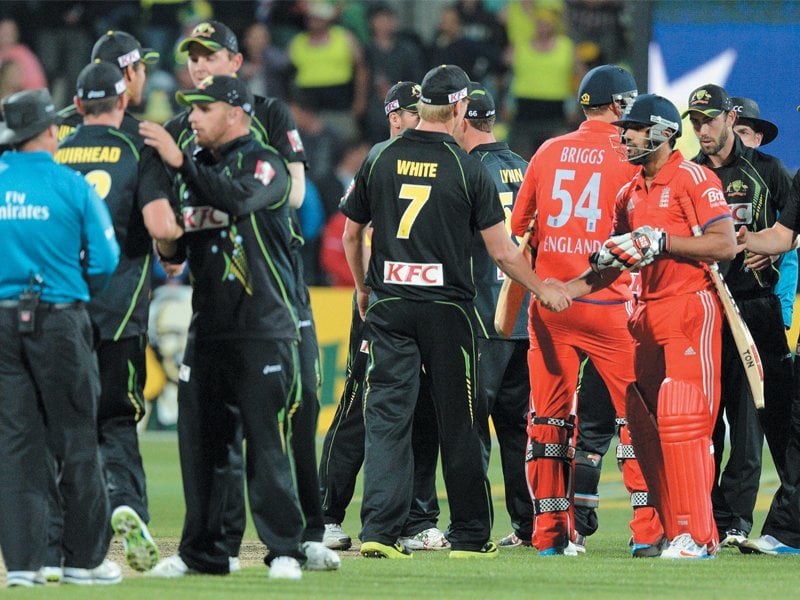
[10,431,800,599]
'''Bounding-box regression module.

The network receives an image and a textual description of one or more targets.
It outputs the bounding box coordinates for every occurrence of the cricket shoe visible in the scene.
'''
[323,523,352,550]
[497,532,531,547]
[63,559,123,585]
[6,571,45,587]
[399,527,450,550]
[147,554,193,578]
[739,534,800,555]
[573,533,587,554]
[537,540,580,556]
[228,556,241,572]
[269,556,302,580]
[659,534,714,560]
[721,528,748,548]
[111,505,160,572]
[40,566,63,582]
[631,535,668,558]
[449,542,498,559]
[302,541,341,570]
[360,541,413,559]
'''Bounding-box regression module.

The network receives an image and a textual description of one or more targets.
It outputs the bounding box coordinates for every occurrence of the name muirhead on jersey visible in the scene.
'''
[55,146,123,163]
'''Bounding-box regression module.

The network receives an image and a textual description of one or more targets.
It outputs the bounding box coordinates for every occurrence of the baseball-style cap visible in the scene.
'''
[731,96,778,145]
[384,81,420,115]
[465,84,496,119]
[613,93,682,138]
[419,65,476,106]
[176,75,254,115]
[681,84,733,118]
[178,20,239,54]
[76,61,127,100]
[0,89,57,145]
[578,64,637,107]
[91,31,159,69]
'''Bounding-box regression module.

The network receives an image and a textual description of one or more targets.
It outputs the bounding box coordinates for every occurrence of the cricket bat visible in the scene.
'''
[677,197,765,409]
[494,217,535,337]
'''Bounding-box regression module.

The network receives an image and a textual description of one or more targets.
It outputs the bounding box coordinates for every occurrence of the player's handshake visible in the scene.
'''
[537,279,572,313]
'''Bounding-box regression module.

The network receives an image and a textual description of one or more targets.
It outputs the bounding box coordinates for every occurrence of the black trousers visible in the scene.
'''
[47,335,150,564]
[319,298,440,533]
[573,358,617,537]
[0,304,109,571]
[359,298,492,550]
[477,337,532,540]
[221,311,326,554]
[713,294,793,536]
[177,335,304,572]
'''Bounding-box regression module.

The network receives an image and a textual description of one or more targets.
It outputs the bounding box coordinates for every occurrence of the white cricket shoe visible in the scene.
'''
[660,533,714,560]
[229,556,241,572]
[268,556,302,580]
[399,527,450,551]
[322,523,352,550]
[6,570,45,587]
[111,505,160,572]
[740,534,800,555]
[63,559,123,585]
[302,541,341,570]
[147,554,191,578]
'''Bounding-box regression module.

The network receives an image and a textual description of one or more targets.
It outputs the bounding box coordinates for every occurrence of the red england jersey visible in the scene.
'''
[511,120,638,302]
[613,150,732,301]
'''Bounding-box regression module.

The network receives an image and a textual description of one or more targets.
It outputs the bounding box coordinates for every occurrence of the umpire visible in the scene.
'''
[0,89,120,587]
[341,64,571,559]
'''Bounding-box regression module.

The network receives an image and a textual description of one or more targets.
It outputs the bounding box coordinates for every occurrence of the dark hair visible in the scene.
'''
[81,96,120,116]
[466,116,495,133]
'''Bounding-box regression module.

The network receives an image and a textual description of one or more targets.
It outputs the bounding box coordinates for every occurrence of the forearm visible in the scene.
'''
[744,224,796,256]
[565,267,617,299]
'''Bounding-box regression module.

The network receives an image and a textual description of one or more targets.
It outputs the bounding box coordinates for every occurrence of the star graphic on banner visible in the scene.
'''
[648,42,738,156]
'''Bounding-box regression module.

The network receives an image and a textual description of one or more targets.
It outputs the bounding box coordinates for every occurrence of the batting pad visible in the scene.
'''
[658,378,715,545]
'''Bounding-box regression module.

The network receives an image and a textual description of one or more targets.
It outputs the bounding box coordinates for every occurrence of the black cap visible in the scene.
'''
[465,84,496,119]
[176,75,254,115]
[612,93,682,139]
[578,64,637,107]
[178,20,239,54]
[731,96,778,146]
[77,61,127,100]
[419,65,476,106]
[91,31,159,69]
[681,84,733,118]
[384,81,420,115]
[0,89,57,145]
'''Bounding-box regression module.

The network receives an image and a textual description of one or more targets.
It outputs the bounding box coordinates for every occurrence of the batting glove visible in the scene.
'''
[616,226,670,267]
[589,233,634,273]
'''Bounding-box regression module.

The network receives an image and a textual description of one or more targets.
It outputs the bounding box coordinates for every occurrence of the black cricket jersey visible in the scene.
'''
[175,133,298,341]
[469,141,530,339]
[166,94,312,312]
[778,170,800,236]
[693,135,793,294]
[56,123,173,340]
[341,128,504,301]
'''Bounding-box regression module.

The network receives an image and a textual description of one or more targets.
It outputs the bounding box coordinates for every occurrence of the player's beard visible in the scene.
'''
[703,126,729,158]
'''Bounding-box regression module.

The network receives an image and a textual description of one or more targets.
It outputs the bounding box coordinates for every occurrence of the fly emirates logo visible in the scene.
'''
[384,261,443,286]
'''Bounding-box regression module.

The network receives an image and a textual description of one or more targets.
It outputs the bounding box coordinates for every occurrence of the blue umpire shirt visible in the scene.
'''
[0,150,119,302]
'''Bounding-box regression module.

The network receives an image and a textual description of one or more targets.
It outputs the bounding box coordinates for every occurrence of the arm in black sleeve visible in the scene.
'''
[180,148,291,217]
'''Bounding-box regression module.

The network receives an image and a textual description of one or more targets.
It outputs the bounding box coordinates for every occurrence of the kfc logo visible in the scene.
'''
[254,160,275,186]
[384,261,443,286]
[728,202,753,225]
[182,206,230,231]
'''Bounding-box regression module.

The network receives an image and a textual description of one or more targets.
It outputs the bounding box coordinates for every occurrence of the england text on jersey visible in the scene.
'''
[55,146,123,164]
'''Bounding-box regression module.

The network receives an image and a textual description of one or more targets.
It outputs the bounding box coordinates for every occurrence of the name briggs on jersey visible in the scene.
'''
[560,146,605,165]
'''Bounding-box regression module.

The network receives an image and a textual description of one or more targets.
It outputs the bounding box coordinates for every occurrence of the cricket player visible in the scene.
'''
[510,65,662,556]
[570,93,736,559]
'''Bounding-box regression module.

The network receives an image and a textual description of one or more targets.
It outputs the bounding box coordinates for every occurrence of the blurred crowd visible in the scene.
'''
[0,0,634,286]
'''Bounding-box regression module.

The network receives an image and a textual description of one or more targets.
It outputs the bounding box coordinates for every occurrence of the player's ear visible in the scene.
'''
[75,97,85,116]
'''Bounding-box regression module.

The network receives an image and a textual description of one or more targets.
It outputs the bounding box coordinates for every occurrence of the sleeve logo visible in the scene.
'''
[254,160,276,186]
[287,129,304,153]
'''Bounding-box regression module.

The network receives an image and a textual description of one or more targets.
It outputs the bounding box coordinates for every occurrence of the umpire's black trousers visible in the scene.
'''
[0,304,110,571]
